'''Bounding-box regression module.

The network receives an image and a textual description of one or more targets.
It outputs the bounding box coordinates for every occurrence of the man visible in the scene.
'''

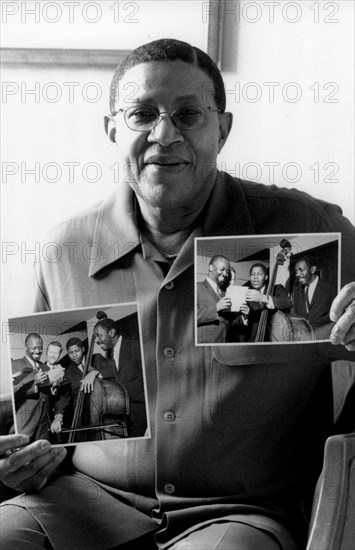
[61,338,87,416]
[41,341,67,436]
[292,257,337,334]
[244,263,292,342]
[11,334,50,442]
[197,255,249,343]
[91,316,147,437]
[1,39,354,550]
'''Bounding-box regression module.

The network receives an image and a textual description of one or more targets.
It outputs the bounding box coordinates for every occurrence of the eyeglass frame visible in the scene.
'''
[111,103,223,132]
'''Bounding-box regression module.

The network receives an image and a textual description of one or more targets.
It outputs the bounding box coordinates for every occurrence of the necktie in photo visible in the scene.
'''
[304,285,310,316]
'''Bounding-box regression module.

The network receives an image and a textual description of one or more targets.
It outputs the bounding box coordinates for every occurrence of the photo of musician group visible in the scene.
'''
[6,303,149,446]
[195,233,340,345]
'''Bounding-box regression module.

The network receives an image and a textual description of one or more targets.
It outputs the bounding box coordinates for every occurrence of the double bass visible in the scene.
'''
[64,311,130,443]
[254,239,315,343]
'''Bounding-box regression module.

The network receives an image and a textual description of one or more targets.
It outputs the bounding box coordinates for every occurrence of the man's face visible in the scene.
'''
[47,344,61,365]
[209,259,231,290]
[109,61,231,210]
[26,336,43,362]
[250,267,267,290]
[295,260,316,286]
[94,326,115,351]
[67,344,85,365]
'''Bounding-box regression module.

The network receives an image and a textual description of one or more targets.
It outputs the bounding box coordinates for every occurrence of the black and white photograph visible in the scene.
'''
[195,233,341,345]
[1,1,354,549]
[7,303,149,445]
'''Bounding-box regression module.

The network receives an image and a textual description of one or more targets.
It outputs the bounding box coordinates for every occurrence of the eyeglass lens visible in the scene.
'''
[125,105,206,131]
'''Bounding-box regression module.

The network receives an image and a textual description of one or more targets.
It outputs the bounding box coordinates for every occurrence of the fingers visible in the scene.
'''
[330,283,355,322]
[330,300,355,348]
[0,434,29,456]
[0,439,67,493]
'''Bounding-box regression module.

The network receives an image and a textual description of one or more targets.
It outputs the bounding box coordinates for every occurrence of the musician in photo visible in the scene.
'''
[197,255,249,343]
[292,256,337,329]
[40,341,68,438]
[92,316,147,438]
[244,263,292,342]
[11,333,51,443]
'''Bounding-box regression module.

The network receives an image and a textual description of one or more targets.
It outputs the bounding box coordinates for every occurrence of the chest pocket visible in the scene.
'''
[206,345,323,434]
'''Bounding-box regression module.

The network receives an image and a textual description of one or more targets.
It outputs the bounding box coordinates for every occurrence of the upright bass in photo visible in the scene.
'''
[254,239,315,343]
[65,311,131,443]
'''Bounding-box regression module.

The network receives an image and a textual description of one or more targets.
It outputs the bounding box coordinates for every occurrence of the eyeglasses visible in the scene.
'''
[113,104,222,132]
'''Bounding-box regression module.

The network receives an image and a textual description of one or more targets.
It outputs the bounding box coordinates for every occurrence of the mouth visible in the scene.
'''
[144,155,189,170]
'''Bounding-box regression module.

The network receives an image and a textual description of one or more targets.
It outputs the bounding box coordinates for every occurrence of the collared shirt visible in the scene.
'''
[112,335,123,373]
[33,172,355,541]
[308,275,319,304]
[26,354,40,370]
[206,276,220,296]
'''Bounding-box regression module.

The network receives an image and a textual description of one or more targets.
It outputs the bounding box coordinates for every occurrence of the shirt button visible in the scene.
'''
[163,347,175,358]
[164,483,176,494]
[164,281,175,290]
[163,411,176,422]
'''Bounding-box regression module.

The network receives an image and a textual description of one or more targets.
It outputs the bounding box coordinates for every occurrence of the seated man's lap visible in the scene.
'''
[0,474,300,550]
[0,471,157,550]
[168,521,300,550]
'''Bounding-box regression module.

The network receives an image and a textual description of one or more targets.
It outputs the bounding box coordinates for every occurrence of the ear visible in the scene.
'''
[217,112,233,154]
[208,265,213,272]
[311,266,317,274]
[109,328,116,338]
[104,115,116,144]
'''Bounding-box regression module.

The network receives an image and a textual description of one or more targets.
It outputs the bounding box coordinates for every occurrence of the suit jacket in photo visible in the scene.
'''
[197,278,245,343]
[92,338,146,436]
[244,283,292,342]
[292,278,337,327]
[11,356,51,441]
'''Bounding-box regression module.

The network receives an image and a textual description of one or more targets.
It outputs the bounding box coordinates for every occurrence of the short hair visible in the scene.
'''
[295,255,318,269]
[25,333,42,345]
[209,255,230,267]
[47,340,62,353]
[94,318,116,332]
[66,337,84,351]
[109,38,226,114]
[250,263,268,275]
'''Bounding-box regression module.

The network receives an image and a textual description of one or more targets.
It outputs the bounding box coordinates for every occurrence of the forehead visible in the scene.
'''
[251,267,265,274]
[48,344,60,351]
[295,260,308,269]
[27,337,42,347]
[117,61,215,107]
[68,345,82,352]
[213,259,230,270]
[95,326,108,335]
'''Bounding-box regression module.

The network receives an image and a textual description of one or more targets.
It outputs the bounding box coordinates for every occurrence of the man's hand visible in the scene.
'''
[239,303,250,316]
[330,282,355,351]
[216,297,232,313]
[50,414,63,433]
[81,370,99,393]
[47,366,65,385]
[245,289,267,304]
[0,434,66,493]
[34,371,48,384]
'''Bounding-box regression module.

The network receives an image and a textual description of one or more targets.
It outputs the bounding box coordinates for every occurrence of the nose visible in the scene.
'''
[147,114,184,146]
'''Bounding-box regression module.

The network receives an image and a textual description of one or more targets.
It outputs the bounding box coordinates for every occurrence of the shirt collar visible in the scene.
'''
[206,277,219,294]
[308,275,319,290]
[88,172,256,278]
